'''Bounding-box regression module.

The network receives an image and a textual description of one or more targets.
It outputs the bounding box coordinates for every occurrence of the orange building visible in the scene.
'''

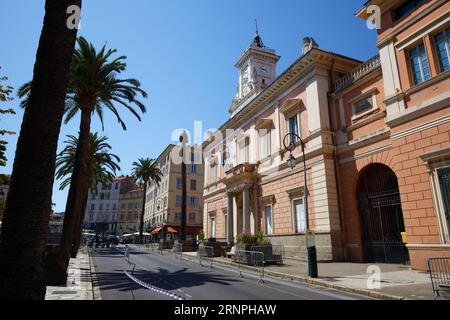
[332,0,450,270]
[202,0,449,270]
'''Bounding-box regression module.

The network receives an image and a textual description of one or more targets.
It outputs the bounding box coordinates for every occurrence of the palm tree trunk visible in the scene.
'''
[70,187,89,258]
[0,0,81,300]
[139,183,147,244]
[49,107,92,285]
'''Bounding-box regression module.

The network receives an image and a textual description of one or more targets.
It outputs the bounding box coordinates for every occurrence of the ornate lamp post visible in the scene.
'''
[283,132,318,278]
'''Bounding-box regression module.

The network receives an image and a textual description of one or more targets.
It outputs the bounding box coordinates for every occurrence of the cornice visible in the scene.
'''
[203,49,362,150]
[377,0,447,48]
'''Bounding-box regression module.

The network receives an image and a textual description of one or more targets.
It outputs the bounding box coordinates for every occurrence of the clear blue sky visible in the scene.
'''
[0,0,377,212]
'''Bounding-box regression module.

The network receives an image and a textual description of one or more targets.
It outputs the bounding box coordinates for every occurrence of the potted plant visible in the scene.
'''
[235,230,273,265]
[197,231,205,244]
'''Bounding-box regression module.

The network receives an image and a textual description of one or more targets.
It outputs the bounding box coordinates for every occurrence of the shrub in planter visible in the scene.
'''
[235,230,273,265]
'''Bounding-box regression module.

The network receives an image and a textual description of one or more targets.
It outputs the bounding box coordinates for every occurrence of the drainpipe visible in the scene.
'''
[326,59,347,261]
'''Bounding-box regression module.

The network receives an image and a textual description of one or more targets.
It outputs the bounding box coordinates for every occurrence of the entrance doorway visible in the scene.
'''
[358,164,409,264]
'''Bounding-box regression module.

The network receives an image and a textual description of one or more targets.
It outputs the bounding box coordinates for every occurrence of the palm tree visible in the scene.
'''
[0,0,81,300]
[19,37,147,284]
[132,158,163,244]
[55,133,120,257]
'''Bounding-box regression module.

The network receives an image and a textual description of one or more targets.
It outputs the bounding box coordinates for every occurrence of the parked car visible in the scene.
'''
[106,235,119,245]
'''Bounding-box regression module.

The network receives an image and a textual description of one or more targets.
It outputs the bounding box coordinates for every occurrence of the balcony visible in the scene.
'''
[333,54,381,92]
[224,163,258,187]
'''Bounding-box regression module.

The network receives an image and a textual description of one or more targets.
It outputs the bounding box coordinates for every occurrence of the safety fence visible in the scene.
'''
[123,245,136,273]
[124,245,131,262]
[173,243,183,260]
[428,257,450,300]
[198,245,214,268]
[251,245,285,264]
[234,249,265,283]
[144,242,161,254]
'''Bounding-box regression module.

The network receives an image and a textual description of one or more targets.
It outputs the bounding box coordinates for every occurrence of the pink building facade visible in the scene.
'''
[202,0,450,270]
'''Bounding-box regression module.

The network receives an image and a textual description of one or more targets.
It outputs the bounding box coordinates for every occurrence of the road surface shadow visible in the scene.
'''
[92,250,241,294]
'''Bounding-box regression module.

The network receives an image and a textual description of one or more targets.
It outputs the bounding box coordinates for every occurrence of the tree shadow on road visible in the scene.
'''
[91,249,242,295]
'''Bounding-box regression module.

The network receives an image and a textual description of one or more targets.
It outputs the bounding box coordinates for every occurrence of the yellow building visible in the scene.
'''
[144,144,204,239]
[118,188,144,236]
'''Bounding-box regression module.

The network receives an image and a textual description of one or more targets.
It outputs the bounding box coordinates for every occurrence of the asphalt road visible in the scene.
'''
[90,245,373,300]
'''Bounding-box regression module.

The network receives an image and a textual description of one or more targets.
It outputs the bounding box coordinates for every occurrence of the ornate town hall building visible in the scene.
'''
[202,0,450,270]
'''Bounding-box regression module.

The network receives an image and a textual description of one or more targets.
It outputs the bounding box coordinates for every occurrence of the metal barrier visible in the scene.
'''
[144,242,159,254]
[124,245,130,262]
[173,243,183,260]
[198,245,214,268]
[123,245,136,273]
[428,257,450,300]
[250,245,284,264]
[235,249,265,283]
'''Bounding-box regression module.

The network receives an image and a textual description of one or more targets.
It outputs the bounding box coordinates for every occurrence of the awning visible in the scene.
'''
[171,226,203,235]
[167,227,178,234]
[151,227,162,234]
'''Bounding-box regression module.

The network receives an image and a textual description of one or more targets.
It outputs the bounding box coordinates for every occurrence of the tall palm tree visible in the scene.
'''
[132,158,163,244]
[0,0,82,300]
[19,37,147,284]
[55,133,120,257]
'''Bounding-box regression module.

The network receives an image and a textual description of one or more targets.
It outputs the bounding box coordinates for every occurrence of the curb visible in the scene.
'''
[87,248,102,301]
[181,253,405,301]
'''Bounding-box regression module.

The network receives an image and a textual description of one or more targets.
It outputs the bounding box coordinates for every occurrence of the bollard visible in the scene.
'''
[307,246,318,278]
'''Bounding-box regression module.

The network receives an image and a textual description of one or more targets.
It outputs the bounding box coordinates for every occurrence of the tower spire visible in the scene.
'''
[253,19,264,48]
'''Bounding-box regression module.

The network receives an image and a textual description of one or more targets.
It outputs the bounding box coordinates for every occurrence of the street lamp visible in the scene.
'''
[283,132,318,278]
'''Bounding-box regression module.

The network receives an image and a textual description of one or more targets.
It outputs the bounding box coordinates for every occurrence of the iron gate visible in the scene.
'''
[358,164,409,264]
[438,168,450,231]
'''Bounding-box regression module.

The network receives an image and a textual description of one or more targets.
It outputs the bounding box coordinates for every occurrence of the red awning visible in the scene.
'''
[171,226,203,235]
[151,227,162,234]
[167,227,178,234]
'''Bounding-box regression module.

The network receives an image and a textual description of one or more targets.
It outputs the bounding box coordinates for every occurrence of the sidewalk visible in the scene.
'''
[181,252,436,300]
[45,248,101,300]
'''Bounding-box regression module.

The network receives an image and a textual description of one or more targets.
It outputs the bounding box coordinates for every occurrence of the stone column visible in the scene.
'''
[243,187,250,233]
[253,187,258,233]
[227,192,234,244]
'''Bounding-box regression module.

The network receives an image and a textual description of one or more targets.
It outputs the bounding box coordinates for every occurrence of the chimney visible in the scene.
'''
[302,37,319,56]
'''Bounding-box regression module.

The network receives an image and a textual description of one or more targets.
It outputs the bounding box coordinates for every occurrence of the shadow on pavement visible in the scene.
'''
[92,248,241,294]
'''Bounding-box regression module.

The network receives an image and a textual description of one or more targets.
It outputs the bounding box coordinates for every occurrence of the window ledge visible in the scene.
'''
[405,69,450,97]
[420,147,450,163]
[348,109,385,131]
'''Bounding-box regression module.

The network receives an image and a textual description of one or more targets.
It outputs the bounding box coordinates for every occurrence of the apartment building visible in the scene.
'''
[202,0,450,269]
[117,187,144,236]
[83,176,136,234]
[144,144,204,239]
[333,0,450,270]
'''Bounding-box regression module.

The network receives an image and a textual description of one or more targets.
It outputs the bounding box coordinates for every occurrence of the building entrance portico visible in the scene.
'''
[225,164,258,244]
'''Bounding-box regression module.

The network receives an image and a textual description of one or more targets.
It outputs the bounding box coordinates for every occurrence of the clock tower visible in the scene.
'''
[230,26,280,116]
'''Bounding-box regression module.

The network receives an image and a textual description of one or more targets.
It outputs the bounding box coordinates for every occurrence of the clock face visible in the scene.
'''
[259,65,268,73]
